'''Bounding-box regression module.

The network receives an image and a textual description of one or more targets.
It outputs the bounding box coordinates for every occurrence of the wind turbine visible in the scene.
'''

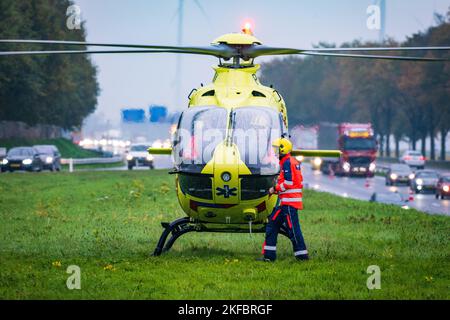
[373,0,387,43]
[172,0,210,108]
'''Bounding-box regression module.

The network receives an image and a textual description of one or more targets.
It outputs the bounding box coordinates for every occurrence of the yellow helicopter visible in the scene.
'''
[1,23,448,256]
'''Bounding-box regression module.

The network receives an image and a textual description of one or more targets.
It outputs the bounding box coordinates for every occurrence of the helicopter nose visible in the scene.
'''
[209,143,250,204]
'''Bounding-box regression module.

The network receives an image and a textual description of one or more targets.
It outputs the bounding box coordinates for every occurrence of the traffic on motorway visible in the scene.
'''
[290,122,449,215]
[302,162,449,215]
[1,145,61,173]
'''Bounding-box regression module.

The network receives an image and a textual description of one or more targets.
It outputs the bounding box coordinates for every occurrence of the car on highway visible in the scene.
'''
[410,170,439,194]
[33,145,62,171]
[435,175,450,200]
[385,164,415,186]
[370,192,409,207]
[1,147,43,172]
[0,147,6,173]
[126,143,154,170]
[399,150,425,169]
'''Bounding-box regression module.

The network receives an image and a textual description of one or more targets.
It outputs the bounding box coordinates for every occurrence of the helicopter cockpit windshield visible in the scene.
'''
[174,106,228,173]
[231,107,283,175]
[173,106,284,175]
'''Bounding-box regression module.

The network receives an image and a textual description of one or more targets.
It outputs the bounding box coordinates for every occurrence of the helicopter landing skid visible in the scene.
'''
[152,217,292,256]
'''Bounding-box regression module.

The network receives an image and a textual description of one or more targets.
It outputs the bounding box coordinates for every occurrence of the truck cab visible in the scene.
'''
[319,123,377,177]
[337,123,377,177]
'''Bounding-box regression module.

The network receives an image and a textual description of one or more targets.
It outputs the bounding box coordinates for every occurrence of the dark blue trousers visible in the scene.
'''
[264,205,308,261]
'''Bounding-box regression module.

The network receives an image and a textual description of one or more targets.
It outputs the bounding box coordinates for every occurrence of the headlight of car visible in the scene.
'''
[409,173,415,180]
[1,159,8,165]
[146,155,154,161]
[126,155,134,161]
[343,162,351,172]
[22,159,32,165]
[45,156,53,164]
[369,163,376,172]
[390,173,398,180]
[443,185,450,192]
[296,155,304,162]
[416,179,423,185]
[313,157,322,167]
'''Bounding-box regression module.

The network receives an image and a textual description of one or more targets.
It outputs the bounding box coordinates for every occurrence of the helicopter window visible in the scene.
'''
[174,106,228,172]
[130,145,149,152]
[178,174,213,200]
[251,91,266,98]
[231,107,281,175]
[241,175,277,200]
[202,90,215,97]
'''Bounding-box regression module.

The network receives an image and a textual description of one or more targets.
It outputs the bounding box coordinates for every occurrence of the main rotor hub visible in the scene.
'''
[211,33,262,46]
[212,33,262,67]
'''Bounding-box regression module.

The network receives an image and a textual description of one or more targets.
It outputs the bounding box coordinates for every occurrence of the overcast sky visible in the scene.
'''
[73,0,449,127]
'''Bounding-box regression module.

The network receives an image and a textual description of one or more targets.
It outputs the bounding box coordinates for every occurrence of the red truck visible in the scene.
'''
[319,123,378,177]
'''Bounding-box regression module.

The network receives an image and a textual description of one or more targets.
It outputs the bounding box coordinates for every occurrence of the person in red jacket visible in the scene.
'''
[257,137,309,262]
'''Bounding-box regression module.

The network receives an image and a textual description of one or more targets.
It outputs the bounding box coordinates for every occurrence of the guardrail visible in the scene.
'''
[61,157,124,172]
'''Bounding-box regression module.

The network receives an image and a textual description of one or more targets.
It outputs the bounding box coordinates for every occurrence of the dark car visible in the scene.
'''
[385,164,415,186]
[435,175,450,200]
[370,192,409,206]
[1,147,43,172]
[0,147,6,173]
[410,170,439,194]
[33,145,62,171]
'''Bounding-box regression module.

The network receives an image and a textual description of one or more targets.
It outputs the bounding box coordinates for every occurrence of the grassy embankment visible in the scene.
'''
[0,170,448,299]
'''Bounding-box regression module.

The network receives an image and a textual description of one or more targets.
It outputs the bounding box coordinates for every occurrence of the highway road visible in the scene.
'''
[301,163,449,216]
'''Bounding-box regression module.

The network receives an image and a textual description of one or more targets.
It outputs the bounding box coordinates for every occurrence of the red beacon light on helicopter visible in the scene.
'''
[242,21,253,35]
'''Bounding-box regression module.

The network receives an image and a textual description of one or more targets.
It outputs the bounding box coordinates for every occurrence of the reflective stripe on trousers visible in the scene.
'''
[295,250,308,256]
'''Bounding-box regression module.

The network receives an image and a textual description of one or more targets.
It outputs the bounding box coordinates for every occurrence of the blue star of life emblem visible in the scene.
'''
[216,185,237,198]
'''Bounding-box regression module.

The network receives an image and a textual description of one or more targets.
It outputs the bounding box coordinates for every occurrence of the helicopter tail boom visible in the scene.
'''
[146,148,341,157]
[148,147,172,155]
[291,150,342,158]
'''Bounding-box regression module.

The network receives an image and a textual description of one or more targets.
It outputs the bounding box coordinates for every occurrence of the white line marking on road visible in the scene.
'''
[432,203,440,207]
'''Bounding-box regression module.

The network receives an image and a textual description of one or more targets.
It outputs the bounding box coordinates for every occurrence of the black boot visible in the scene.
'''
[295,255,309,261]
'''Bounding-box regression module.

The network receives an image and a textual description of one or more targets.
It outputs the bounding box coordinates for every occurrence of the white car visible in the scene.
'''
[399,150,425,169]
[126,144,154,170]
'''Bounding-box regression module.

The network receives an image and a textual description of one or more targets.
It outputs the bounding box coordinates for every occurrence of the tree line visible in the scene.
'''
[0,0,99,130]
[260,10,450,160]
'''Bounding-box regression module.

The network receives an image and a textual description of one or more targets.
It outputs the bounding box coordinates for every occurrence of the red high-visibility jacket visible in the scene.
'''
[275,154,303,210]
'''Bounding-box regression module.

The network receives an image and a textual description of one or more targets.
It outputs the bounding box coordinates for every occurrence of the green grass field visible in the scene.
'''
[0,170,448,299]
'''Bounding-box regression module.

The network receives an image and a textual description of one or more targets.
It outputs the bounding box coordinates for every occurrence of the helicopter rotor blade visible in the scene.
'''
[2,40,448,61]
[305,46,450,52]
[0,48,230,57]
[0,39,236,58]
[300,51,449,61]
[243,45,450,60]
